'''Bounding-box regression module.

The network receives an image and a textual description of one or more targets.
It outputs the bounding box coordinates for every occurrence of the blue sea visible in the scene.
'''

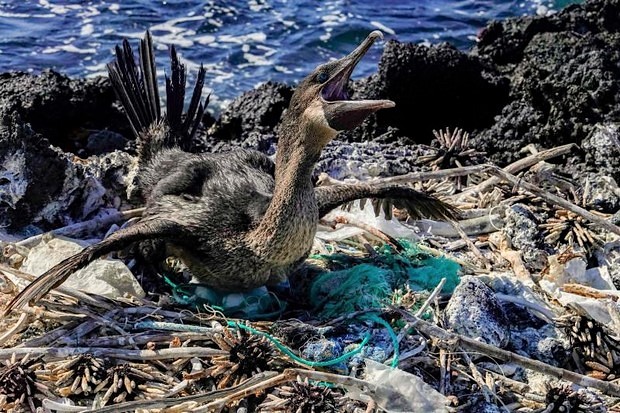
[0,0,581,110]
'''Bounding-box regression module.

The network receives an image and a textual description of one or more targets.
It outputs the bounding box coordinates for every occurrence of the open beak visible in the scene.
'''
[321,30,395,131]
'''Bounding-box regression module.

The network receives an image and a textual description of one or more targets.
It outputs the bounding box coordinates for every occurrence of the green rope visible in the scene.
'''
[362,313,400,368]
[227,321,370,368]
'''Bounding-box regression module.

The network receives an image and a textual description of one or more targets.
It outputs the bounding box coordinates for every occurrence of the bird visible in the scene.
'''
[3,30,456,315]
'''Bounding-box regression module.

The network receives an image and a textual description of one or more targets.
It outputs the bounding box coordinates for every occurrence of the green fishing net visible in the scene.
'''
[309,240,460,319]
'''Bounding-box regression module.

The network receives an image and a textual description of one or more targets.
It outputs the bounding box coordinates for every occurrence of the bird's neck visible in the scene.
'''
[247,120,322,263]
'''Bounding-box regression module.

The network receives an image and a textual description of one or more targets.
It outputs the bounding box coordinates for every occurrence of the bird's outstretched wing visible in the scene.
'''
[315,182,458,220]
[2,218,187,316]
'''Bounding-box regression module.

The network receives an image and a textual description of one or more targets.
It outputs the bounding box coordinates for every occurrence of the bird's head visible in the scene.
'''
[284,30,395,148]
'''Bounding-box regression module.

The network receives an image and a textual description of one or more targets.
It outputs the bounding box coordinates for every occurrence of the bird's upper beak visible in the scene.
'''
[321,30,395,131]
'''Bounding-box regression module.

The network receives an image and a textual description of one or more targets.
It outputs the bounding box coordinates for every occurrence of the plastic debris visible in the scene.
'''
[172,284,285,319]
[540,254,620,325]
[18,236,144,299]
[346,359,449,412]
[310,239,460,319]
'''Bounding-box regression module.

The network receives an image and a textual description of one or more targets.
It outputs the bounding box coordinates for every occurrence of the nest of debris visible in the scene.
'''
[1,129,620,412]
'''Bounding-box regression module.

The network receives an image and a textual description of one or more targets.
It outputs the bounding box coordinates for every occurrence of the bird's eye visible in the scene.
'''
[317,72,329,83]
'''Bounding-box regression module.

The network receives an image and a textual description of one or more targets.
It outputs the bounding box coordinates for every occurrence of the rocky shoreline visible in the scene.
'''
[1,0,618,233]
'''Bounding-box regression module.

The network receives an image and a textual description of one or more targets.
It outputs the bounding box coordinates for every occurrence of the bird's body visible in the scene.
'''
[139,147,313,291]
[3,30,456,315]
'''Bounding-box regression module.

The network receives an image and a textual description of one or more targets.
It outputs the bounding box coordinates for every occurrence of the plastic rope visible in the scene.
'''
[227,321,370,368]
[362,313,400,368]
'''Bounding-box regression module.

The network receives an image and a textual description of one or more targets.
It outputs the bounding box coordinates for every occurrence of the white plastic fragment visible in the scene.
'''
[346,359,448,413]
[540,255,620,325]
[316,203,420,242]
[18,236,144,299]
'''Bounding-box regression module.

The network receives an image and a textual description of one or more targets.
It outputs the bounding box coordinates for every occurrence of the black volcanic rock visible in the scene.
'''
[0,110,135,232]
[582,124,620,182]
[0,111,81,230]
[208,81,292,143]
[475,0,620,65]
[0,70,127,155]
[343,41,510,145]
[471,0,620,165]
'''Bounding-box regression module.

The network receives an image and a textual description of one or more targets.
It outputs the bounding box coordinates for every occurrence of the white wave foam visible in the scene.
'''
[42,44,96,54]
[81,23,94,36]
[218,32,267,44]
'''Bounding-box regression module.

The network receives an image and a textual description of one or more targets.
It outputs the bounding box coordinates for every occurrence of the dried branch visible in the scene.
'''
[489,167,620,237]
[0,346,227,361]
[455,144,576,198]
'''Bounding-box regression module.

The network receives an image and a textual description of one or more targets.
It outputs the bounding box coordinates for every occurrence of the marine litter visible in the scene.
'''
[2,0,620,412]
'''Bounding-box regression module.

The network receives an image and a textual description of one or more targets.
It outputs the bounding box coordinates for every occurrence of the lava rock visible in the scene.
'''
[0,70,127,154]
[315,140,433,181]
[503,204,547,271]
[209,81,292,143]
[0,111,80,230]
[472,0,620,164]
[581,173,620,213]
[0,111,130,232]
[85,150,137,207]
[475,0,620,65]
[85,130,128,156]
[509,325,570,366]
[343,41,509,145]
[582,124,620,182]
[444,276,510,348]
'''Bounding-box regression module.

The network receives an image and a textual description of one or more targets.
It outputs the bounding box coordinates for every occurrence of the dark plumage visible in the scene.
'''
[3,30,456,315]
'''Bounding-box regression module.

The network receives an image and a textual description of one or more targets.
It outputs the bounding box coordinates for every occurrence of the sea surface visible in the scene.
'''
[0,0,581,110]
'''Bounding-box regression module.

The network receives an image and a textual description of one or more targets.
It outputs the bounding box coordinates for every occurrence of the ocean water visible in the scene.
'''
[0,0,581,109]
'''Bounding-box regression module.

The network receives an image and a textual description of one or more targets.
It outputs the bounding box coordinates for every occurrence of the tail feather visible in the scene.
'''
[165,45,186,145]
[108,31,208,156]
[139,31,161,124]
[183,64,207,141]
[189,100,206,143]
[108,43,143,138]
[2,218,184,316]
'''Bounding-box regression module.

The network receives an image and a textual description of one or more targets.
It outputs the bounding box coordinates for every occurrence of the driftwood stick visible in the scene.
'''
[449,219,490,268]
[415,213,504,237]
[396,278,446,345]
[74,332,214,348]
[394,307,620,398]
[490,167,620,237]
[15,207,145,248]
[0,346,227,361]
[456,144,576,198]
[375,164,492,185]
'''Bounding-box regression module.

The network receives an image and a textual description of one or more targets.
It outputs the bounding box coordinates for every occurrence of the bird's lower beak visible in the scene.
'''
[321,30,395,131]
